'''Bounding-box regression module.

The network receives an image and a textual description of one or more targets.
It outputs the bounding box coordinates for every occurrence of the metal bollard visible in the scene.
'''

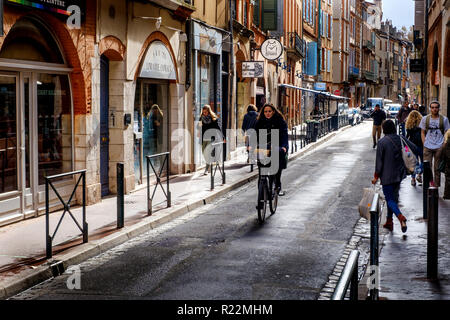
[369,193,380,300]
[427,187,439,280]
[117,163,124,229]
[423,161,431,219]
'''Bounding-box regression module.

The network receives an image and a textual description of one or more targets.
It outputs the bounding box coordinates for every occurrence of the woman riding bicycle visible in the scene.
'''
[254,104,289,196]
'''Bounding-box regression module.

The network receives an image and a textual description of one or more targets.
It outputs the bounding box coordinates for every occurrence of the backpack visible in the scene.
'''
[425,115,445,135]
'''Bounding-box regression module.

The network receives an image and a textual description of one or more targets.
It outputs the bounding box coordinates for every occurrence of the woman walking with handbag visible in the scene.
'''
[406,110,424,186]
[372,120,418,233]
[200,105,221,175]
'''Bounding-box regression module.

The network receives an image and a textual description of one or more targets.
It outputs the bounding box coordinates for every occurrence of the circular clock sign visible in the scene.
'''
[260,39,283,61]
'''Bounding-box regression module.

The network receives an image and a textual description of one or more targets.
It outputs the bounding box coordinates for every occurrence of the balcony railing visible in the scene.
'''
[363,40,375,52]
[363,70,376,82]
[287,32,305,60]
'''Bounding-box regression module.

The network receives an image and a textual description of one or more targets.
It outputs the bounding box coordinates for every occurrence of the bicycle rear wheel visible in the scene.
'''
[257,178,268,223]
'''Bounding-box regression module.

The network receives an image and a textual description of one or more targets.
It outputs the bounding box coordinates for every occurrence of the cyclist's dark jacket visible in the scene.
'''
[255,114,289,169]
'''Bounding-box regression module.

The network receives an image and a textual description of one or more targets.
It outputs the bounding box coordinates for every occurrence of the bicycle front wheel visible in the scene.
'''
[257,179,268,223]
[269,179,278,215]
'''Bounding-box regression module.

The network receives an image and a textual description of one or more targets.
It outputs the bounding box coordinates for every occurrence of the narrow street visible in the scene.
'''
[9,121,376,300]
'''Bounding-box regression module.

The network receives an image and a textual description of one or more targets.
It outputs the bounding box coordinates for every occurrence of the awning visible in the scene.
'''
[278,84,349,100]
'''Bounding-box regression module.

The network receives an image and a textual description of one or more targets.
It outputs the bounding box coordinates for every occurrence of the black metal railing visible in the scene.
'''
[331,250,360,300]
[146,152,171,215]
[45,170,87,259]
[210,141,226,190]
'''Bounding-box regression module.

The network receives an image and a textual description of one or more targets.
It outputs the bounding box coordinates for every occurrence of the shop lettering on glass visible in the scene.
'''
[6,0,84,29]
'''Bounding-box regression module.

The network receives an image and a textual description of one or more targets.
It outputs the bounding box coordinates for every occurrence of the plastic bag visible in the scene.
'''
[358,187,376,220]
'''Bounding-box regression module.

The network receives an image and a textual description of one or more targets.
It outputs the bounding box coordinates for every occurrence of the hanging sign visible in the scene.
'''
[242,61,264,78]
[261,38,283,61]
[139,41,176,80]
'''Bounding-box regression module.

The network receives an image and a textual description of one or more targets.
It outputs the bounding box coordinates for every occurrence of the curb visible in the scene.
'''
[0,125,351,300]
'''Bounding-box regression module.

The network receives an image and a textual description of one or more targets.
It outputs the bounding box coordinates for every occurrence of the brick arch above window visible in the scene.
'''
[99,36,126,61]
[0,8,91,115]
[135,31,179,82]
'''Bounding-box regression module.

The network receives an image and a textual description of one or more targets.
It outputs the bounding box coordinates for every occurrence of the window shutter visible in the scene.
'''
[253,0,260,26]
[262,0,277,31]
[306,42,318,76]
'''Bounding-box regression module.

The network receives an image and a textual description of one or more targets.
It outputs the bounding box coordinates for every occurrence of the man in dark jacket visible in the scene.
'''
[397,100,411,136]
[372,120,418,233]
[370,104,386,148]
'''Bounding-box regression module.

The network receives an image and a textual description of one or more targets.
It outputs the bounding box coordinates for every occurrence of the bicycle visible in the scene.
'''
[254,149,279,224]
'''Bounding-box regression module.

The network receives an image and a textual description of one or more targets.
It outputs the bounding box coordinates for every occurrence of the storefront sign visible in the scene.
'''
[6,0,85,17]
[192,21,222,55]
[242,61,264,78]
[139,41,176,80]
[410,59,424,73]
[261,39,283,61]
[314,82,326,91]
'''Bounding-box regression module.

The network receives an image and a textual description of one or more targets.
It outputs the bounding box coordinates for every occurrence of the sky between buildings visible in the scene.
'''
[381,0,415,30]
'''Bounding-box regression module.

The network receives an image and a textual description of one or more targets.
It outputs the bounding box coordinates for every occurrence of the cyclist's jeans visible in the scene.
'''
[382,183,402,219]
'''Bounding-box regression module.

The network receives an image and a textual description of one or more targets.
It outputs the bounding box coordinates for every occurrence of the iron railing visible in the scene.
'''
[146,152,171,215]
[45,170,87,259]
[210,141,226,190]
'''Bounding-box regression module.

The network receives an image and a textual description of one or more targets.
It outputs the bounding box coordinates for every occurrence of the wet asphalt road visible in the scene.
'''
[11,122,376,300]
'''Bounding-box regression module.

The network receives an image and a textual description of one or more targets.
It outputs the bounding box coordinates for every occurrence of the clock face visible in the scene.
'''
[261,39,283,61]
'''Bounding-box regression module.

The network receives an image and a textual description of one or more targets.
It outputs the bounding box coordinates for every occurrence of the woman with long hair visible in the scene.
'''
[200,105,221,175]
[254,104,289,196]
[406,110,423,186]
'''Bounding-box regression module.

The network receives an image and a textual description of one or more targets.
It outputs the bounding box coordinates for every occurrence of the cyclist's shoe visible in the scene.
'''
[278,189,286,197]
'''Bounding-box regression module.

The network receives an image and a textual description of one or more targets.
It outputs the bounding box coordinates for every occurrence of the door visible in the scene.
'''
[0,75,18,196]
[100,56,110,197]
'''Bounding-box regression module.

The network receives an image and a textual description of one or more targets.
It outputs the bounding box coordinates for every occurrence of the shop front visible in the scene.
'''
[191,20,223,169]
[133,40,175,185]
[0,16,75,225]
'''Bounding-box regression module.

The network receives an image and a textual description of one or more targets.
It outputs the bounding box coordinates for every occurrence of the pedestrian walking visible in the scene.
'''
[397,100,411,136]
[370,104,386,148]
[255,104,289,196]
[242,104,258,163]
[419,105,427,116]
[200,104,221,175]
[419,101,450,188]
[406,110,424,186]
[372,120,418,233]
[442,130,450,199]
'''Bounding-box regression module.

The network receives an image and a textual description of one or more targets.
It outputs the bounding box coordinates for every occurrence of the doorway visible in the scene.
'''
[133,80,169,185]
[100,55,110,197]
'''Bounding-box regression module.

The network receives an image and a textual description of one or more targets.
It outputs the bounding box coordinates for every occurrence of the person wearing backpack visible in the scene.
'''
[419,101,450,188]
[406,110,424,186]
[372,120,418,233]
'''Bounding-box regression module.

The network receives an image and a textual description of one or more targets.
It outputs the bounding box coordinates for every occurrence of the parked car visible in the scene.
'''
[386,104,401,119]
